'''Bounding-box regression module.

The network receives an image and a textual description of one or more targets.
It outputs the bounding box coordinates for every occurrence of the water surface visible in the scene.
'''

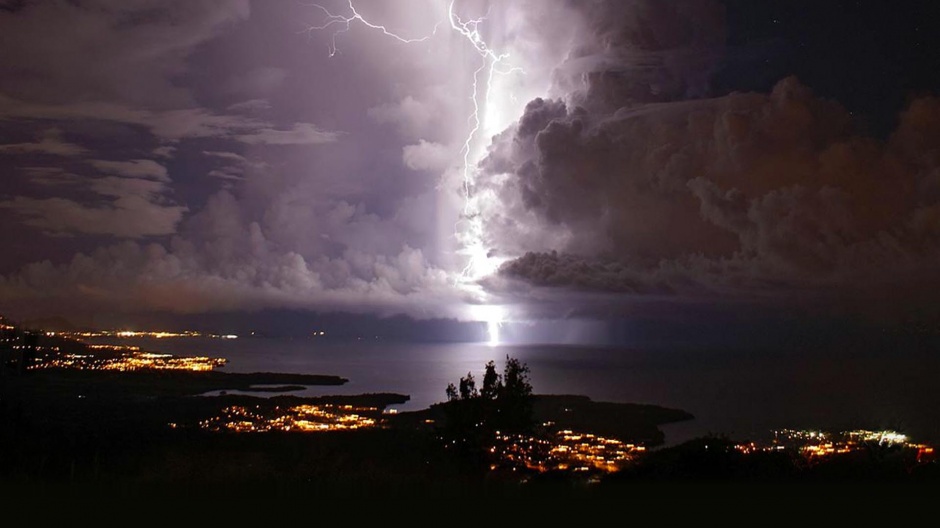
[87,336,940,447]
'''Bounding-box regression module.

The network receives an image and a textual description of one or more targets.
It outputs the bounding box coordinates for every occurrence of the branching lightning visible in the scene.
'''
[304,1,440,57]
[306,0,520,343]
[446,2,522,284]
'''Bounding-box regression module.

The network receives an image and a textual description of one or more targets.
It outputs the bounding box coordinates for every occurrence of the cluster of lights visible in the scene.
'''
[733,429,936,462]
[550,430,646,472]
[199,404,382,433]
[1,344,58,352]
[489,427,936,476]
[845,429,910,445]
[194,407,936,471]
[30,351,226,372]
[490,428,645,474]
[87,344,141,351]
[50,330,238,339]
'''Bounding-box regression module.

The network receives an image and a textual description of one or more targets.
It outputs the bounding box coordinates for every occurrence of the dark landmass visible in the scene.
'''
[0,365,695,495]
[5,366,936,483]
[533,394,694,444]
[2,317,938,515]
[391,394,693,446]
[224,385,308,393]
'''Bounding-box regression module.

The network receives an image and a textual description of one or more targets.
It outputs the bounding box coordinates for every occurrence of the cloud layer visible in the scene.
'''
[483,75,940,311]
[2,0,939,329]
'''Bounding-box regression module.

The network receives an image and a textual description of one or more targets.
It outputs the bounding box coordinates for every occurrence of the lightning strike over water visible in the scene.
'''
[306,0,522,343]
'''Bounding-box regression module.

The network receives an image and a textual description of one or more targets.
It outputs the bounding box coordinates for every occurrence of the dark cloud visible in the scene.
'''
[553,0,726,109]
[479,0,940,320]
[488,78,940,305]
[0,95,337,143]
[0,193,186,238]
[1,157,187,237]
[224,67,288,97]
[0,0,250,107]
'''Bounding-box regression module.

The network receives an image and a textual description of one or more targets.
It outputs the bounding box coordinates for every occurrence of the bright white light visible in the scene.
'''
[469,304,504,346]
[487,319,500,346]
[306,1,524,288]
[447,2,523,285]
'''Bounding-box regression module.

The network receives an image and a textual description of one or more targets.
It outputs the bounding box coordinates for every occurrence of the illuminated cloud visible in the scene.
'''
[368,95,439,139]
[202,151,249,164]
[0,129,87,157]
[152,145,178,159]
[1,0,939,331]
[235,123,340,145]
[402,140,453,172]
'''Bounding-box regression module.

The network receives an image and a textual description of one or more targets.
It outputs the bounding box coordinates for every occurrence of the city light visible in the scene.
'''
[48,330,238,340]
[30,350,226,372]
[199,404,381,432]
[490,428,646,474]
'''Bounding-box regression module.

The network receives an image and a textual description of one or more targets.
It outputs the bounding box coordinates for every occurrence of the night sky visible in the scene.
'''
[2,0,940,342]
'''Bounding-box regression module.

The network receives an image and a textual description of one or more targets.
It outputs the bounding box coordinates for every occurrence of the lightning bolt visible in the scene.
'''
[303,1,440,57]
[446,3,522,285]
[306,0,519,343]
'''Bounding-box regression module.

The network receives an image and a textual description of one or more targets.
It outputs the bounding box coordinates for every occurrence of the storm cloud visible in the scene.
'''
[1,0,939,329]
[0,0,468,323]
[476,0,940,321]
[483,80,940,311]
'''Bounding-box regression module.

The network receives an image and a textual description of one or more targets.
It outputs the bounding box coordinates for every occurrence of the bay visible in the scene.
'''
[87,336,940,447]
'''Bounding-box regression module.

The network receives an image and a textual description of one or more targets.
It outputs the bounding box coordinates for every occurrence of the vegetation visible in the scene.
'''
[439,356,534,468]
[445,356,534,431]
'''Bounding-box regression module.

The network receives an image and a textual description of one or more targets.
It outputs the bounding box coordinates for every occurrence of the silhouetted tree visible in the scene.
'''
[458,371,477,400]
[440,356,534,469]
[481,360,500,400]
[494,356,533,434]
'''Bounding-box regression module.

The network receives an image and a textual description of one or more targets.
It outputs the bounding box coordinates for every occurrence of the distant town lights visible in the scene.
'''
[57,330,237,339]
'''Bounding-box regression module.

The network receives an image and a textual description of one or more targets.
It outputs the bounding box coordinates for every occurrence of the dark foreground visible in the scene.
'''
[1,367,938,520]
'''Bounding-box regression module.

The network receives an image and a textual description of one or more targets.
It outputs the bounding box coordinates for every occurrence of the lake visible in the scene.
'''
[87,335,940,447]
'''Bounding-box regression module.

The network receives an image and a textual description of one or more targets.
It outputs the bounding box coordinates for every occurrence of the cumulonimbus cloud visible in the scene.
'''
[4,0,939,329]
[472,0,940,320]
[482,76,940,303]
